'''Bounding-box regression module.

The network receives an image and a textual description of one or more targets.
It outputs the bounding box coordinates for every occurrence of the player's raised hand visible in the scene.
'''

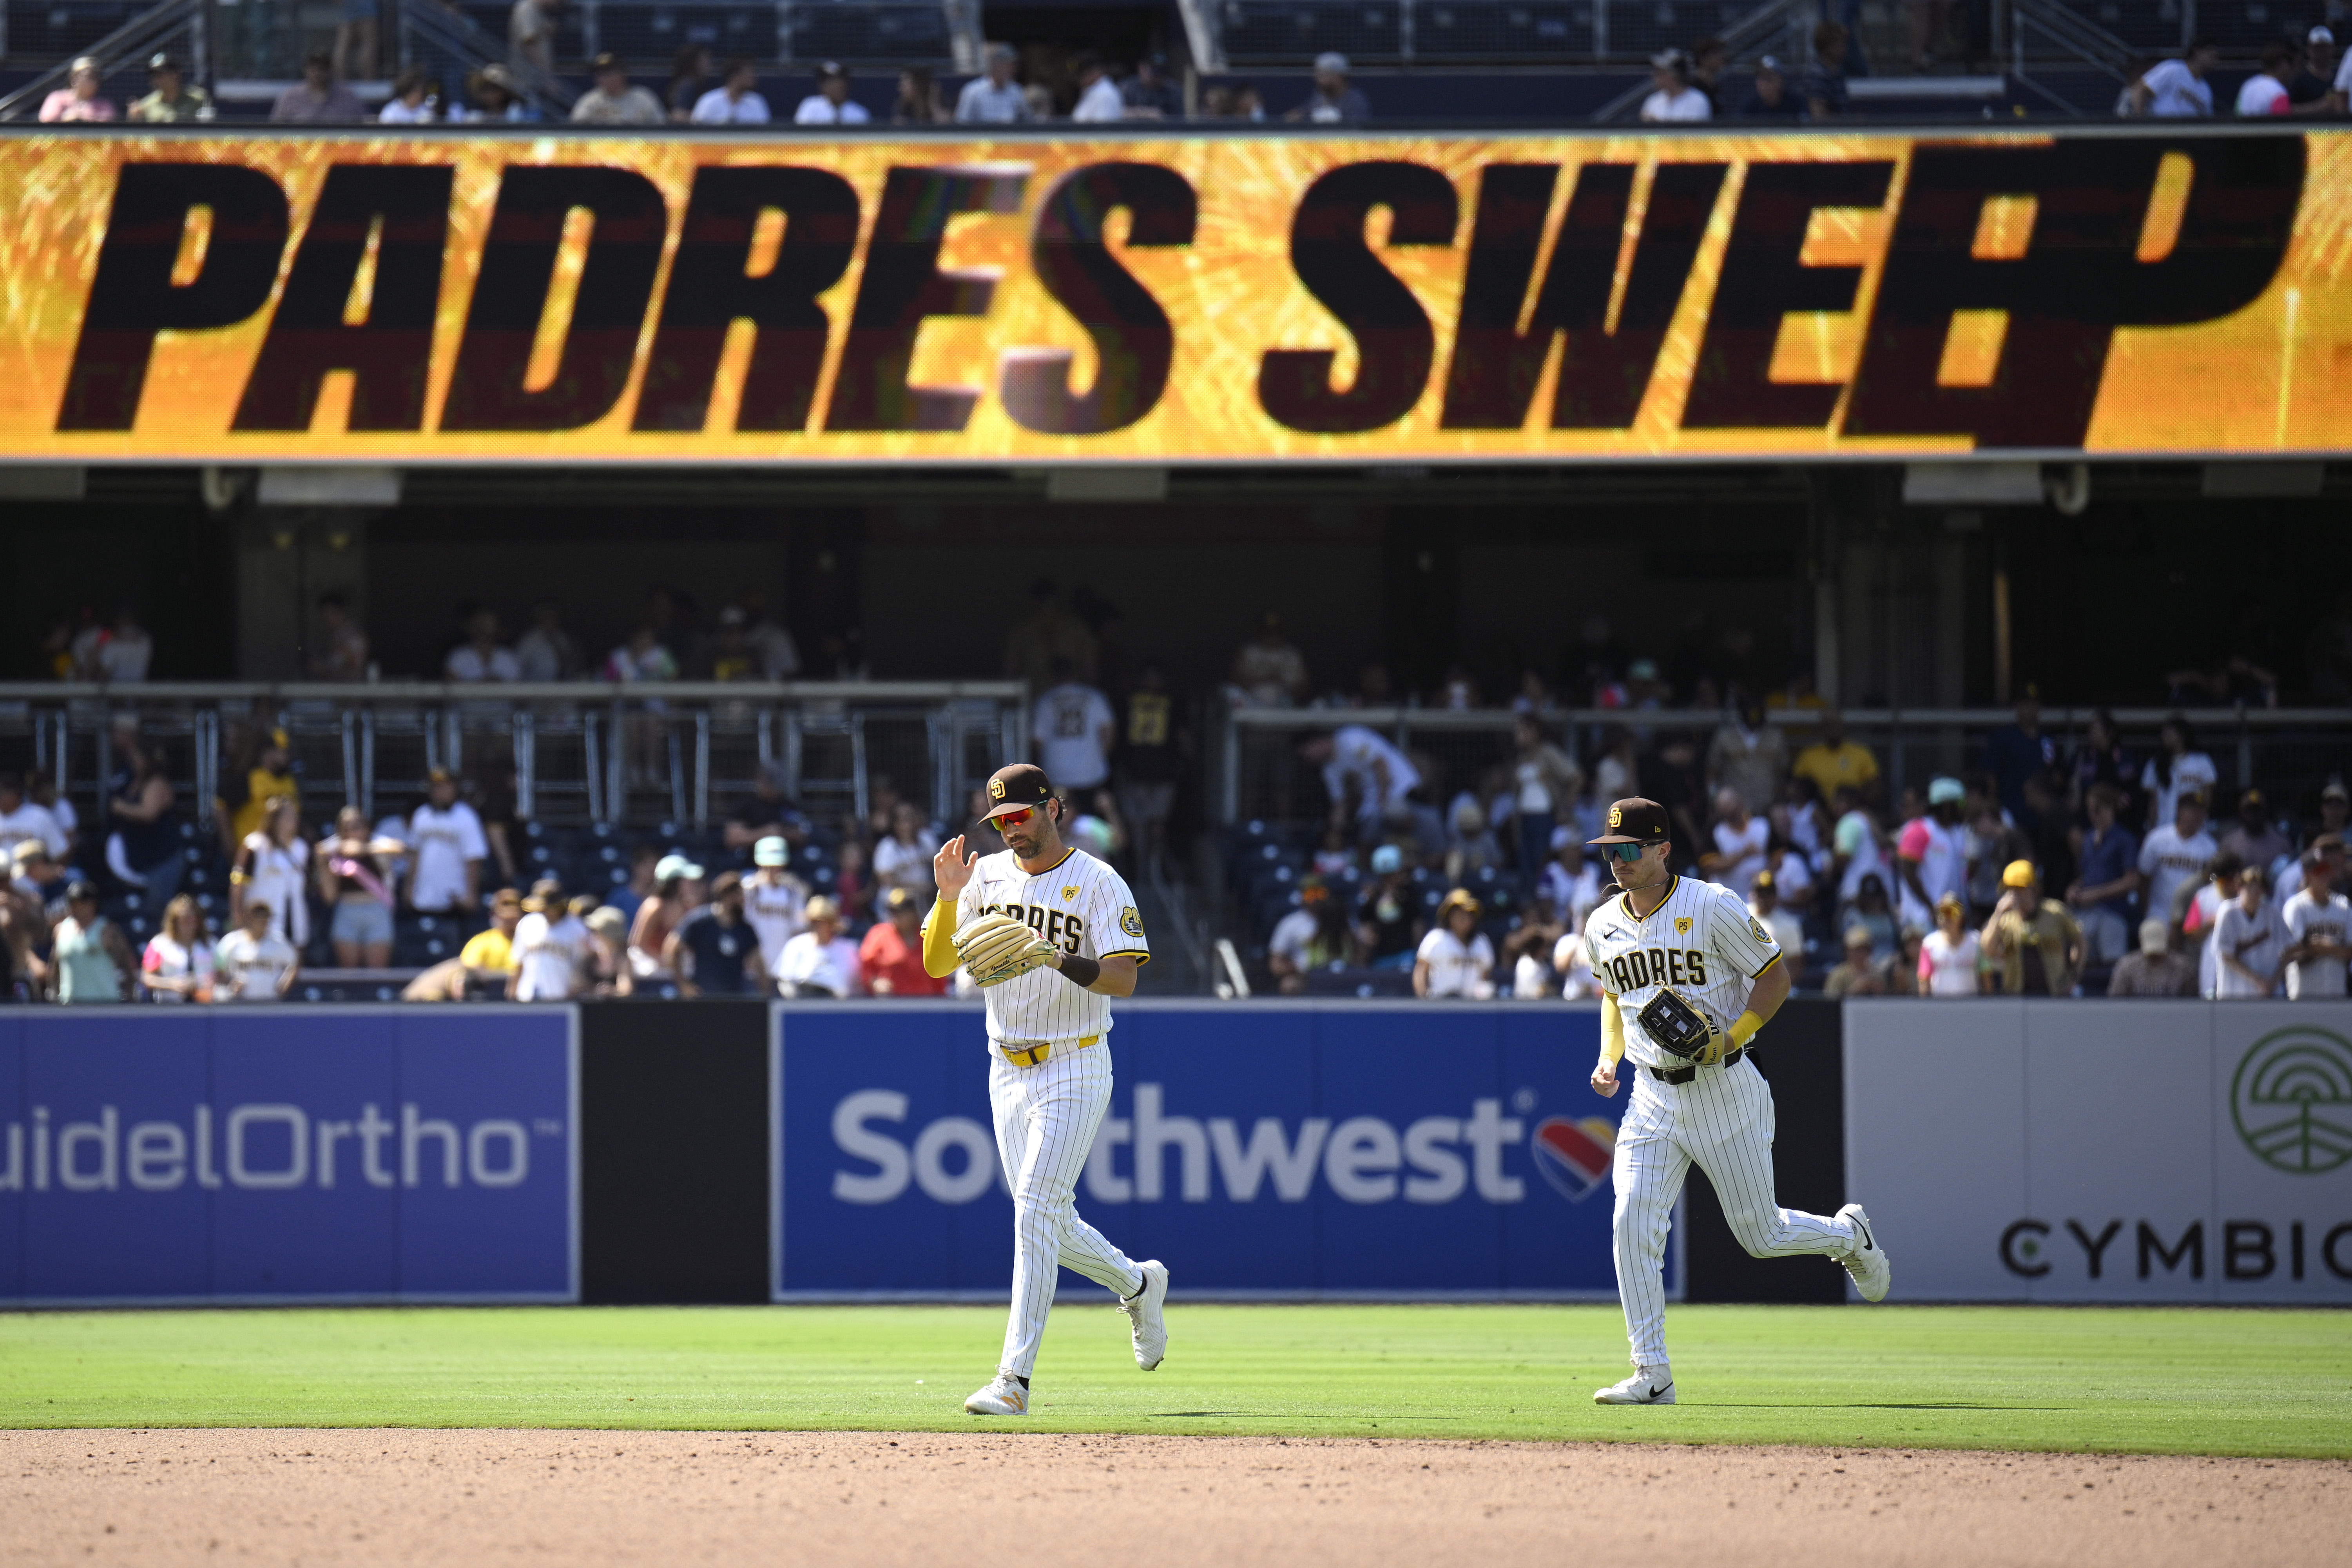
[934,835,979,899]
[1590,1057,1620,1098]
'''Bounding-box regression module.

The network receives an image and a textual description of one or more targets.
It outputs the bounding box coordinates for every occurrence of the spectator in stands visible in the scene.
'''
[232,796,310,953]
[1982,860,2084,996]
[2278,830,2343,906]
[693,58,770,124]
[130,53,210,121]
[1917,892,1981,996]
[445,609,520,682]
[2290,26,2337,110]
[466,63,536,121]
[1269,876,1345,993]
[379,67,437,122]
[1803,22,1853,119]
[894,66,951,123]
[2139,788,2217,935]
[74,602,153,682]
[573,53,663,124]
[667,46,712,121]
[957,43,1033,123]
[511,882,592,1001]
[1507,716,1580,884]
[862,886,947,996]
[774,894,857,997]
[1640,49,1712,121]
[1002,579,1095,687]
[1823,926,1887,997]
[2127,40,2219,117]
[1414,890,1494,999]
[2066,783,2140,970]
[741,836,811,975]
[1301,725,1421,841]
[509,0,562,76]
[218,726,299,855]
[1981,686,2057,829]
[1116,662,1185,868]
[1893,776,1967,929]
[0,774,69,870]
[2064,708,2134,819]
[1704,787,1769,894]
[450,888,522,998]
[1539,829,1607,932]
[627,852,701,979]
[311,592,370,679]
[1443,800,1502,886]
[1641,732,1708,866]
[2309,783,2352,857]
[1031,660,1116,795]
[2281,851,2351,999]
[873,803,939,903]
[13,842,68,917]
[407,769,487,916]
[140,894,214,1003]
[40,58,116,122]
[1070,53,1124,121]
[2210,864,2285,997]
[318,807,400,968]
[1749,870,1804,984]
[1963,799,2033,922]
[2102,917,2190,995]
[1355,843,1421,970]
[1592,728,1638,807]
[2221,789,2292,878]
[273,49,366,122]
[2238,42,2296,115]
[583,905,633,996]
[1122,54,1181,118]
[215,899,299,1001]
[724,763,811,855]
[603,842,661,929]
[1287,52,1370,122]
[1231,612,1310,708]
[1689,36,1730,113]
[51,882,130,1001]
[2168,652,2278,709]
[1790,711,1878,807]
[1846,871,1897,964]
[512,601,579,682]
[795,60,870,125]
[105,734,183,908]
[1740,54,1804,118]
[663,872,763,996]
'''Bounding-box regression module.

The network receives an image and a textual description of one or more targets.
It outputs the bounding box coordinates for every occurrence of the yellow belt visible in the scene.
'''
[997,1035,1098,1068]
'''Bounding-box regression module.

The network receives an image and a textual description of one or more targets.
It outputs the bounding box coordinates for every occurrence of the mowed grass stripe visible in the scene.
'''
[1,1305,2345,1457]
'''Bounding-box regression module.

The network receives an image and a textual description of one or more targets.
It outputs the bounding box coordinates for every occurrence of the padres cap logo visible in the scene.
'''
[1608,805,1623,829]
[988,777,1007,801]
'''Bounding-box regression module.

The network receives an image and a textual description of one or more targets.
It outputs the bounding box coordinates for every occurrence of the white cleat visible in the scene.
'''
[1838,1203,1892,1302]
[1121,1260,1170,1371]
[1593,1366,1676,1405]
[963,1374,1029,1416]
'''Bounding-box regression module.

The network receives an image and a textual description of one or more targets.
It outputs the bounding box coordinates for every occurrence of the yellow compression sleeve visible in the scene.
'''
[921,894,962,979]
[1599,991,1627,1065]
[1729,1010,1764,1048]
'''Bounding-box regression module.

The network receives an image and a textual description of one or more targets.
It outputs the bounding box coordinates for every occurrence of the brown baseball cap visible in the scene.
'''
[1590,797,1672,845]
[982,762,1053,819]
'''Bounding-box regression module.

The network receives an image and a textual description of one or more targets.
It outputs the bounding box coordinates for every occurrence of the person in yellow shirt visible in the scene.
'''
[1789,711,1880,806]
[220,728,301,851]
[400,887,522,1000]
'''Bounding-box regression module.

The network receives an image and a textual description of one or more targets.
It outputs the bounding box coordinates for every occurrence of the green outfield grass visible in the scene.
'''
[1,1304,2345,1457]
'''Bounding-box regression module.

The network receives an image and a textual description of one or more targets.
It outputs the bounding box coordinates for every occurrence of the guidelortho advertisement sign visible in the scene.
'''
[0,1007,578,1304]
[0,129,2336,464]
[1844,1000,2352,1302]
[770,1001,1660,1299]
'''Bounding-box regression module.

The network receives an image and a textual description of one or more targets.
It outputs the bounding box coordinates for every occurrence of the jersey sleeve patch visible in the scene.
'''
[1120,905,1145,940]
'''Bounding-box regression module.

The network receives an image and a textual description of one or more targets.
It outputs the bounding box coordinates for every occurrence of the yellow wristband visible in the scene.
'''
[1728,1011,1763,1048]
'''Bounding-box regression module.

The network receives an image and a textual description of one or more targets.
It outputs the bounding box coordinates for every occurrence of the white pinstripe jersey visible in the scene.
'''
[1583,874,1782,1070]
[958,845,1150,1046]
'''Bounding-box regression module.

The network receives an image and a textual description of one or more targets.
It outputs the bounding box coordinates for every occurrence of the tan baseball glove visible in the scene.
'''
[953,911,1059,988]
[1634,987,1730,1066]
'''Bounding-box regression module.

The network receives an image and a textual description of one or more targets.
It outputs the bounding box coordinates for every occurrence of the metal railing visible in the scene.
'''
[0,0,207,119]
[397,0,576,116]
[0,681,1026,833]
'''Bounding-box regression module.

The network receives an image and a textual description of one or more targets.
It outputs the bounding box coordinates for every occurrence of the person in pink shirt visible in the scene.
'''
[40,58,117,121]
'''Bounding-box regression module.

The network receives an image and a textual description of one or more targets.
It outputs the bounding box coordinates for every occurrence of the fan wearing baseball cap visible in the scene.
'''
[1583,798,1888,1407]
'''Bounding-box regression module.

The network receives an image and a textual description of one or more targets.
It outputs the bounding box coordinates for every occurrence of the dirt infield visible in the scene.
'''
[4,1430,2343,1567]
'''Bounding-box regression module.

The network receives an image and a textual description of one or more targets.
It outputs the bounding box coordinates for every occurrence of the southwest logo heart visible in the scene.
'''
[1531,1115,1616,1201]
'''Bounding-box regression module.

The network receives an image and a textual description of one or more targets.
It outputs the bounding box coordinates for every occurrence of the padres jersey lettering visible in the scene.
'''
[1583,876,1779,1070]
[960,846,1149,1046]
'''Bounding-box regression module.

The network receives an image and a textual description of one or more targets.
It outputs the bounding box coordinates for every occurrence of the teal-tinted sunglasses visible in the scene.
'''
[1601,842,1653,863]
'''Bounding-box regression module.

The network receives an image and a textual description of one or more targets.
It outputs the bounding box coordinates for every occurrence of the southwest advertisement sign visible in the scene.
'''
[1844,1000,2352,1303]
[0,1006,578,1305]
[770,1001,1659,1299]
[0,127,2338,464]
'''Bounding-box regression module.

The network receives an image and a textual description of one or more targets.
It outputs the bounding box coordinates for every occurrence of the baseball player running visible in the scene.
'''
[921,762,1169,1418]
[1584,798,1889,1405]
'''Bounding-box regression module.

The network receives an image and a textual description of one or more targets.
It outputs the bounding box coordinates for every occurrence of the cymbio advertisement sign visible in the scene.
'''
[1844,1000,2352,1303]
[0,128,2335,464]
[770,1001,1659,1299]
[0,1006,578,1304]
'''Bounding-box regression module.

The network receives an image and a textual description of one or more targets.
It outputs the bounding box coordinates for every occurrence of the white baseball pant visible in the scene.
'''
[989,1041,1145,1379]
[1610,1054,1856,1368]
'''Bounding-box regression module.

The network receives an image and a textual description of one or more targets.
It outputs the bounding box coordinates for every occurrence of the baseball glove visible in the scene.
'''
[1635,987,1728,1065]
[953,911,1059,988]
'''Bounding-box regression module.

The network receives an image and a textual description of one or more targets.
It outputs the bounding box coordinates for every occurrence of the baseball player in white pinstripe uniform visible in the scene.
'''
[1584,798,1890,1406]
[921,763,1168,1418]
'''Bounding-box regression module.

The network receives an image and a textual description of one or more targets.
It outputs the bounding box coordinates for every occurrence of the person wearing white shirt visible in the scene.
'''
[1706,789,1769,893]
[233,798,312,949]
[1538,831,1607,932]
[1302,724,1422,831]
[2137,790,2218,933]
[1413,890,1495,999]
[2281,855,2352,999]
[379,67,437,122]
[1070,53,1124,120]
[1750,871,1807,984]
[1553,928,1600,999]
[444,610,520,682]
[1031,673,1117,791]
[2139,721,2217,832]
[871,803,940,899]
[2237,42,2294,114]
[2211,866,2286,997]
[570,52,665,124]
[2128,43,2218,116]
[743,836,812,974]
[794,60,870,123]
[216,902,299,1000]
[776,895,863,998]
[407,771,488,912]
[1640,49,1712,121]
[955,42,1033,122]
[0,776,68,865]
[1916,893,1981,996]
[692,59,771,123]
[511,881,592,1000]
